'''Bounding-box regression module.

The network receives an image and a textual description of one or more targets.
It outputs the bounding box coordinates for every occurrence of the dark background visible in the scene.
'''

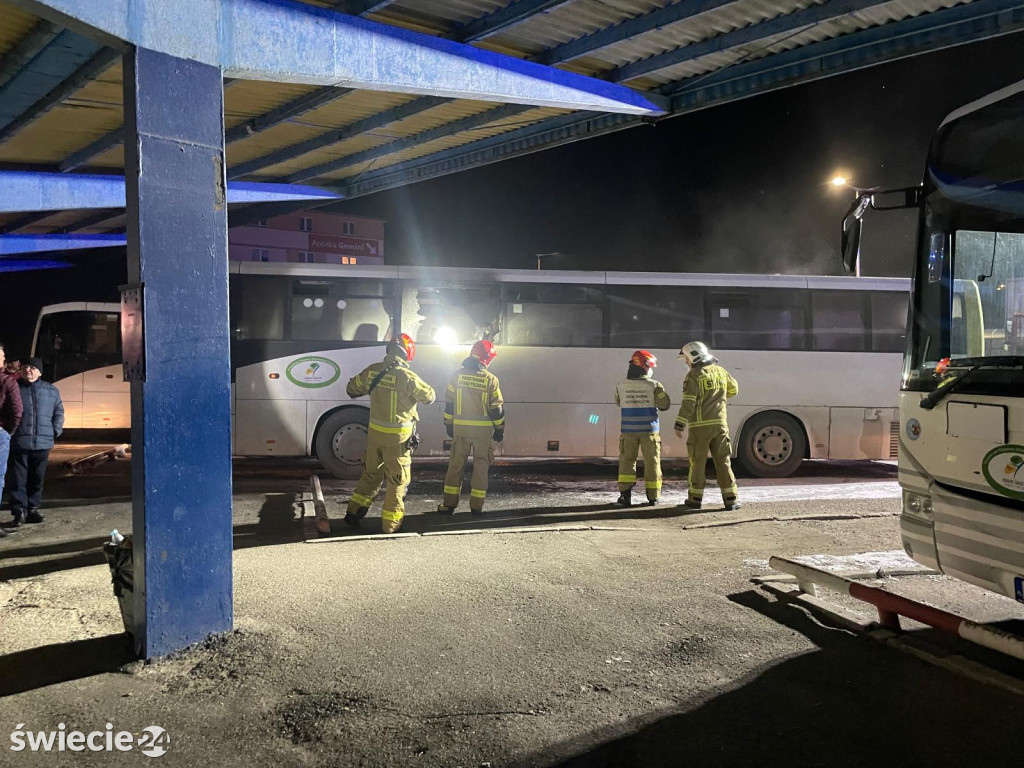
[4,32,1024,358]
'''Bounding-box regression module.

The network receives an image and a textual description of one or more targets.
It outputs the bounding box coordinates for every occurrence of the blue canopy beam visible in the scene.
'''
[0,233,126,254]
[15,0,663,114]
[0,171,342,213]
[228,0,669,181]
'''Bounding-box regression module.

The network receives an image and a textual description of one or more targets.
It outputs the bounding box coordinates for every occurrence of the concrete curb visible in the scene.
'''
[683,510,897,530]
[305,524,643,544]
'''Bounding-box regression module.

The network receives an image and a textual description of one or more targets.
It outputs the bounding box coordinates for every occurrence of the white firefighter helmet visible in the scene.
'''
[678,340,715,365]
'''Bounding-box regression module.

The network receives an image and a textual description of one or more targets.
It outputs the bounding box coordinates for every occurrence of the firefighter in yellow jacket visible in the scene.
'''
[437,340,504,516]
[344,334,436,533]
[615,350,671,507]
[674,341,741,511]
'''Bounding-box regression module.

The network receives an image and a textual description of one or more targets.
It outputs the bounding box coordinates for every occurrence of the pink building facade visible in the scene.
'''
[229,210,384,265]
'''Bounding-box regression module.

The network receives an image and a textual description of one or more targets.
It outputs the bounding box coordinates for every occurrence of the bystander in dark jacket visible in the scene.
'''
[0,343,23,538]
[7,358,63,528]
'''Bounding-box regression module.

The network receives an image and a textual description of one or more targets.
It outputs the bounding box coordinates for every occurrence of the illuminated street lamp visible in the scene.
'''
[829,174,878,196]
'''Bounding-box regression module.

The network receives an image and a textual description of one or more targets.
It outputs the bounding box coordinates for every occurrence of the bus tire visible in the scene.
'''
[738,411,806,478]
[315,408,369,479]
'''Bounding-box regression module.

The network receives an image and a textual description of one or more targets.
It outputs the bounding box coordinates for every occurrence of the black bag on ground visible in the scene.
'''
[102,537,135,635]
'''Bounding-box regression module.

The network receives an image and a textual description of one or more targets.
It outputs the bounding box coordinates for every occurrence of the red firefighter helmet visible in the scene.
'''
[387,333,416,362]
[630,350,657,371]
[470,339,497,366]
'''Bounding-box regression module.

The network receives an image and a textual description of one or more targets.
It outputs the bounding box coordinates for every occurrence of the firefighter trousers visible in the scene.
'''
[442,435,494,512]
[618,433,662,501]
[686,426,738,505]
[347,429,412,533]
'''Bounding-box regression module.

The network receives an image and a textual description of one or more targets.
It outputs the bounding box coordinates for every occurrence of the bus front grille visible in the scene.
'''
[889,422,900,459]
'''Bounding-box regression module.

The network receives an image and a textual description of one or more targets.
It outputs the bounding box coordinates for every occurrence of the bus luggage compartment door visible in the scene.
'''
[81,364,130,428]
[828,407,898,460]
[235,398,306,455]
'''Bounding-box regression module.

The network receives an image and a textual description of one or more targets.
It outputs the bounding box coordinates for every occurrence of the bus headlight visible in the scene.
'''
[903,491,934,520]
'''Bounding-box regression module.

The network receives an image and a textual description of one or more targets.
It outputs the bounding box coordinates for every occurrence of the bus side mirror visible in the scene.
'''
[841,195,870,274]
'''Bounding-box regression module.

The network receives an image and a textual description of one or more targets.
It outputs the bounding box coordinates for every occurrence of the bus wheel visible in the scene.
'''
[315,409,369,479]
[738,412,806,478]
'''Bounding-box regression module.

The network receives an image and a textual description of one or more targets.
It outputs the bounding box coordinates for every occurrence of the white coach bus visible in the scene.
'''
[844,80,1024,600]
[32,266,908,478]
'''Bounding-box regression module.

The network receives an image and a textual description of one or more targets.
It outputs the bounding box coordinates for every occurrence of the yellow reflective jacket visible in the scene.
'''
[674,363,738,430]
[346,354,436,442]
[444,360,504,439]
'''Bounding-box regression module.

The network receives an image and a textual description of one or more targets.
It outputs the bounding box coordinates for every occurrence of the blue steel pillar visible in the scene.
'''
[123,46,233,658]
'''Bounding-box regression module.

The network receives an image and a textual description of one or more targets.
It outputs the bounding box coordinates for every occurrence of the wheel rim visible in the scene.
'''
[331,423,367,465]
[752,425,793,466]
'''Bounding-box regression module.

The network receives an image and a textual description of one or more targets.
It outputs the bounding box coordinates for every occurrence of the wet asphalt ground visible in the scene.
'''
[1,447,1023,767]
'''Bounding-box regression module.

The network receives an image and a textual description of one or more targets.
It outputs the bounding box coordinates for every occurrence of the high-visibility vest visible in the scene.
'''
[615,378,671,434]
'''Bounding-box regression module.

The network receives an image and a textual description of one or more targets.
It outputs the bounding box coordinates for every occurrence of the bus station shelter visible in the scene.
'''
[0,0,1021,658]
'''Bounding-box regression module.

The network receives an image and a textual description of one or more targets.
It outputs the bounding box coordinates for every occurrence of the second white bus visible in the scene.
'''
[32,265,909,478]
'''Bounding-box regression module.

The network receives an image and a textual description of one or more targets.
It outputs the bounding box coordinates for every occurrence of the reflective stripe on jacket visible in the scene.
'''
[615,378,671,434]
[444,360,504,438]
[674,363,738,429]
[346,354,435,441]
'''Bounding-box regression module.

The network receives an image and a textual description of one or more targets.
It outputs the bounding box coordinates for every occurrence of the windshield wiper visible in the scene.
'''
[920,356,1024,410]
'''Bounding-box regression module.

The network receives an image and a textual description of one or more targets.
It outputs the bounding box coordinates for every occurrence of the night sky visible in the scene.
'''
[4,32,1024,357]
[328,32,1024,278]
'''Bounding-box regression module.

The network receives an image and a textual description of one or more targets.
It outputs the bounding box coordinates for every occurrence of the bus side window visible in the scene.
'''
[711,288,809,351]
[608,286,704,348]
[811,291,867,351]
[869,292,909,353]
[238,275,287,340]
[289,279,390,342]
[503,284,604,347]
[401,284,501,345]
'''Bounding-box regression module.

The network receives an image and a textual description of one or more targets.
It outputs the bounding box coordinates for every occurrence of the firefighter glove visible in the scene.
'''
[445,423,454,438]
[674,427,685,439]
[493,429,504,443]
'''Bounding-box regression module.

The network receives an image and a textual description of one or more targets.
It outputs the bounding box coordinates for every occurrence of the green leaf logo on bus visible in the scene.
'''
[982,445,1024,501]
[286,356,341,388]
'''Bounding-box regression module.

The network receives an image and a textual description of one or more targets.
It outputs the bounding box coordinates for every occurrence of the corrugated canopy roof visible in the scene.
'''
[1,0,1022,235]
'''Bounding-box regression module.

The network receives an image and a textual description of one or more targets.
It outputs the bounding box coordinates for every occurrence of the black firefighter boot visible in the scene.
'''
[615,490,632,508]
[344,507,369,527]
[436,503,455,515]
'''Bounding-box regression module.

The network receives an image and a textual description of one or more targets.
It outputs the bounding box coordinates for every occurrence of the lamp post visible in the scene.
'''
[536,251,562,270]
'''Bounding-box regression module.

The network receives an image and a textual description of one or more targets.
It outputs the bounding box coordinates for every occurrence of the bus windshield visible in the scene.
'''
[35,310,121,382]
[906,86,1024,393]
